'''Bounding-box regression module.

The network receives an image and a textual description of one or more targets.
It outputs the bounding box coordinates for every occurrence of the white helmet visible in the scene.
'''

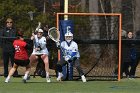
[65,31,73,37]
[38,29,43,33]
[65,32,73,43]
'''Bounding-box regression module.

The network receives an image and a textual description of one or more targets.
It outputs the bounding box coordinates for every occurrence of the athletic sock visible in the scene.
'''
[7,76,10,80]
[46,72,49,78]
[58,72,63,77]
[5,76,10,82]
[23,73,28,80]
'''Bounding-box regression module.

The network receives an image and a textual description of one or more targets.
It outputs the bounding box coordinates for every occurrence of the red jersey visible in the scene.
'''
[13,39,28,60]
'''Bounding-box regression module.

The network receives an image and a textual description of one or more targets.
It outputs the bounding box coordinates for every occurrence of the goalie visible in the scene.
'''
[56,31,87,82]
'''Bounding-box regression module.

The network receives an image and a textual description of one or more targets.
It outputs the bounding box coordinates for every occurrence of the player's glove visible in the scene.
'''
[56,42,60,49]
[37,45,42,51]
[64,55,71,61]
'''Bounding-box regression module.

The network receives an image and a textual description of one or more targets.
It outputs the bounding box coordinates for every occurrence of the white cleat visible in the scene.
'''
[57,73,63,81]
[5,78,9,83]
[46,78,51,83]
[81,75,87,82]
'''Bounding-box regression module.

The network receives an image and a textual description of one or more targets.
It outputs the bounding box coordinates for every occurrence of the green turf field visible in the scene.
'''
[0,76,140,93]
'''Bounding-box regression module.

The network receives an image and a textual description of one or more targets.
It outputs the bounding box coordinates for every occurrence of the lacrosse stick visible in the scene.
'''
[34,22,41,48]
[48,27,60,43]
[48,27,61,47]
[48,27,67,58]
[35,22,41,33]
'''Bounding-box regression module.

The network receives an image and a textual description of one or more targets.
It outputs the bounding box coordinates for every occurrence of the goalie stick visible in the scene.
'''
[48,27,67,57]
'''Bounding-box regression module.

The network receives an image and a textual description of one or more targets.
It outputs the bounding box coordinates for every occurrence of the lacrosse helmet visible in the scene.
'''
[37,29,43,38]
[38,29,44,33]
[65,31,73,43]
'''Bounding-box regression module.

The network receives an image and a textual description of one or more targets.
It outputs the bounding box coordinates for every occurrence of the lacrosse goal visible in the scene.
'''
[56,13,122,81]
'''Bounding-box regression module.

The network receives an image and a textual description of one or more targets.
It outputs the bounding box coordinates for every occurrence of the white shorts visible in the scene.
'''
[32,48,49,55]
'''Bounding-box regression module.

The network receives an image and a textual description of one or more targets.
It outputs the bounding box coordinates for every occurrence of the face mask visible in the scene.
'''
[66,40,71,43]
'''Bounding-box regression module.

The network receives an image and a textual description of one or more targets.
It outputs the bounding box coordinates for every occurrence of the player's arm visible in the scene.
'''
[70,42,79,58]
[30,33,35,40]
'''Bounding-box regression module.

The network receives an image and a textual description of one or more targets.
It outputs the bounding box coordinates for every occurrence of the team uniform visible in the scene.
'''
[30,29,51,82]
[32,35,49,55]
[57,32,87,82]
[13,39,30,66]
[5,31,31,83]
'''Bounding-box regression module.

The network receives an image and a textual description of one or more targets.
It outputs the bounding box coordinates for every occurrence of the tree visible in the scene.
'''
[134,0,140,32]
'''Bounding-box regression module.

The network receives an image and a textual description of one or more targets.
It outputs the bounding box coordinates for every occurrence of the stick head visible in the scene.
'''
[48,27,60,42]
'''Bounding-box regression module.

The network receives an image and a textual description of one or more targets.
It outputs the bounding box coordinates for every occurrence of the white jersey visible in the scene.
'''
[61,41,80,58]
[32,35,49,55]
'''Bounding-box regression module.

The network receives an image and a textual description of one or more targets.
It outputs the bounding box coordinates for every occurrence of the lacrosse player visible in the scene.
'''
[56,31,87,82]
[30,29,51,82]
[5,29,31,83]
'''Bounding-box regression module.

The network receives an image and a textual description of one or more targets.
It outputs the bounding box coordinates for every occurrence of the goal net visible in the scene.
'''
[57,13,122,81]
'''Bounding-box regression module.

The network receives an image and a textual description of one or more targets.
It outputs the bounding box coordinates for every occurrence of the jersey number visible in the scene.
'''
[14,45,20,52]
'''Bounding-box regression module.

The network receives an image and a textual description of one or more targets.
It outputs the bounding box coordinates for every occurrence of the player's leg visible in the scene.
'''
[56,58,67,81]
[29,54,38,63]
[41,54,51,82]
[29,54,39,77]
[5,63,18,83]
[74,58,87,82]
[9,52,19,77]
[22,60,31,83]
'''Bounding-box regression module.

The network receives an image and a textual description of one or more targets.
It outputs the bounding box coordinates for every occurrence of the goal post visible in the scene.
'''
[56,13,122,81]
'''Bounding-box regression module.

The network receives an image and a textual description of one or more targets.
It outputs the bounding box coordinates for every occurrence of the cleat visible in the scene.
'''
[81,75,87,82]
[5,78,9,83]
[57,73,63,81]
[46,78,51,83]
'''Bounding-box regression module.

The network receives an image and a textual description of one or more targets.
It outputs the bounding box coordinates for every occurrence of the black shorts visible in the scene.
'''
[14,59,30,67]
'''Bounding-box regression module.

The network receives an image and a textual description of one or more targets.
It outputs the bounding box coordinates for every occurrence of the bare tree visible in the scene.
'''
[88,0,100,58]
[81,0,86,12]
[110,0,122,39]
[134,0,140,32]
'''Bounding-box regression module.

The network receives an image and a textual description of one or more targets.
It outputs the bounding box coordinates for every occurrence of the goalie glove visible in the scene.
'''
[64,55,71,61]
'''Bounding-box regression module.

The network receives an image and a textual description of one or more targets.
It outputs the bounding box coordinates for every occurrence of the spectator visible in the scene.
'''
[122,31,137,78]
[0,18,19,77]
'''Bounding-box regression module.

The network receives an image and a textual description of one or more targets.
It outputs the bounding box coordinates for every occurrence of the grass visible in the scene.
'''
[0,76,140,93]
